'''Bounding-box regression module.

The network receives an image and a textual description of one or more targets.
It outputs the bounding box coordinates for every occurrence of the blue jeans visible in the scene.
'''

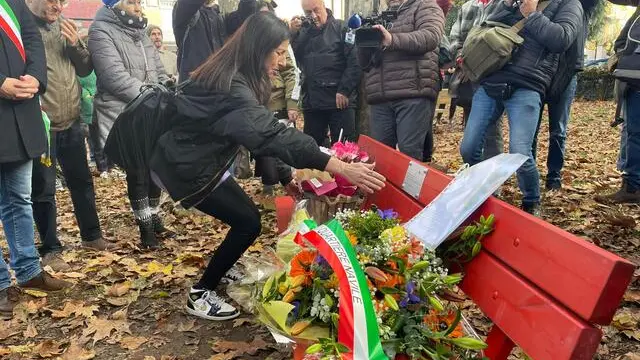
[461,86,542,205]
[618,122,627,172]
[624,89,640,189]
[543,76,577,185]
[0,160,41,291]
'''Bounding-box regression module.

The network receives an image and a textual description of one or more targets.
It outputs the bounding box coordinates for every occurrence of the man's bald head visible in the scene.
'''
[301,0,328,27]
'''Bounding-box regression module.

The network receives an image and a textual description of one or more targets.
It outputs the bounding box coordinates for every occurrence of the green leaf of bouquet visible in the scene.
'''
[446,337,488,350]
[306,344,323,354]
[335,342,351,353]
[380,287,402,295]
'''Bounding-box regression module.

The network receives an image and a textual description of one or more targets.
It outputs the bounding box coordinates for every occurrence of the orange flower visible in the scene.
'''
[289,249,317,285]
[423,310,464,338]
[376,274,403,289]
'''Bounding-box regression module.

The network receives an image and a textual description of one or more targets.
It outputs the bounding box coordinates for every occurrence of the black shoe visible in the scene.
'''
[545,180,562,191]
[152,214,177,239]
[137,219,160,249]
[521,202,542,218]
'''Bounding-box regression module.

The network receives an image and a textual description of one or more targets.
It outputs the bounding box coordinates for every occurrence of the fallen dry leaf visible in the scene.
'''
[0,347,10,356]
[106,281,131,297]
[62,272,87,279]
[23,289,47,298]
[603,212,637,228]
[49,301,98,319]
[623,352,640,360]
[177,319,201,333]
[23,322,38,338]
[625,291,640,305]
[232,318,252,328]
[119,336,148,350]
[33,340,63,358]
[0,321,20,340]
[60,337,95,360]
[211,336,270,356]
[82,317,131,344]
[8,343,33,354]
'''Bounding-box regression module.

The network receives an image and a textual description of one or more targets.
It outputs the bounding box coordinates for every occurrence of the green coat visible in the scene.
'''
[78,71,97,124]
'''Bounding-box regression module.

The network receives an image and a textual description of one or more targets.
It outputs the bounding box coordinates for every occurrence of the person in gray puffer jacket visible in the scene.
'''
[89,0,173,249]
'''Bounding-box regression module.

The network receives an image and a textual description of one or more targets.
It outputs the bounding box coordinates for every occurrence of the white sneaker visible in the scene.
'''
[220,265,245,284]
[185,288,240,321]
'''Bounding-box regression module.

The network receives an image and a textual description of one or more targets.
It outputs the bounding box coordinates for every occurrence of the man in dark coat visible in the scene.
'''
[0,0,71,320]
[173,0,226,80]
[459,0,583,216]
[290,0,362,145]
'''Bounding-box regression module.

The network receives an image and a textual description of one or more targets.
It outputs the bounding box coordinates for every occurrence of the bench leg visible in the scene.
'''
[484,326,515,360]
[275,196,296,234]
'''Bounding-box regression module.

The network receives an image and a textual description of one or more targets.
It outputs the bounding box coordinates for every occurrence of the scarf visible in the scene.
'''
[111,7,148,29]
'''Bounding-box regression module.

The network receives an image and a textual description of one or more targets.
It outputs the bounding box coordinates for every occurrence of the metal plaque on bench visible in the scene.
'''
[402,161,428,199]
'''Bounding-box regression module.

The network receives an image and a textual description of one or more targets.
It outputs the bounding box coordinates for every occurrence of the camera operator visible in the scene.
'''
[290,0,362,146]
[361,0,445,162]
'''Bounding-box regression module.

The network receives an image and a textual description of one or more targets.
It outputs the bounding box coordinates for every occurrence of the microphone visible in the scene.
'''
[347,14,362,29]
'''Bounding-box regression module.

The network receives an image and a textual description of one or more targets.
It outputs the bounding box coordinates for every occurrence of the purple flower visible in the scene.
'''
[291,300,302,319]
[399,282,421,308]
[377,208,398,220]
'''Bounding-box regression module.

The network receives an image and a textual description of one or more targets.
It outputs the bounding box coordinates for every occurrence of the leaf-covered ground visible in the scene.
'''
[0,100,638,360]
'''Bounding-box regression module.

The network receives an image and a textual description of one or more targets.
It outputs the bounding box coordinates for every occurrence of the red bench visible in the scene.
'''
[276,136,635,360]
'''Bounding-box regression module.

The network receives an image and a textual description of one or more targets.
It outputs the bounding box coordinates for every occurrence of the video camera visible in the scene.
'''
[348,9,398,48]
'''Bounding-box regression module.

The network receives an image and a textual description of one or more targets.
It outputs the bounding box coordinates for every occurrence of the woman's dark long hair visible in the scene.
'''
[191,12,290,105]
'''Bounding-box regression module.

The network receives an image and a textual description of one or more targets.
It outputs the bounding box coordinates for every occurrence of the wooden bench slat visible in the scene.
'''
[461,252,602,360]
[358,135,635,325]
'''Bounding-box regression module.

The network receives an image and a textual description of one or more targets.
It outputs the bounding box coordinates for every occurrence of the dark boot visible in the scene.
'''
[595,181,640,204]
[137,218,160,249]
[0,288,14,320]
[20,272,72,292]
[521,202,542,218]
[151,214,177,239]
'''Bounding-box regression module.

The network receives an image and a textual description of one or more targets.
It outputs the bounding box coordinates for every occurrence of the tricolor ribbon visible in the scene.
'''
[0,0,25,62]
[302,220,388,360]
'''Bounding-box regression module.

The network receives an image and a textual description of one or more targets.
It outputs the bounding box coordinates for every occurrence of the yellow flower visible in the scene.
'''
[381,226,407,243]
[345,231,358,245]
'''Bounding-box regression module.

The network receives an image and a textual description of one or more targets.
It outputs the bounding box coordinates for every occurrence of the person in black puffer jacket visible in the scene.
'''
[145,13,385,321]
[173,0,226,81]
[460,0,583,216]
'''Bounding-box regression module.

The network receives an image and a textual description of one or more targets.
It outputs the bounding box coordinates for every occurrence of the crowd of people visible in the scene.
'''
[0,0,637,324]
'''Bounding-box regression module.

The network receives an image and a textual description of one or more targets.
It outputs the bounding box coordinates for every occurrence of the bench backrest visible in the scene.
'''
[358,136,635,360]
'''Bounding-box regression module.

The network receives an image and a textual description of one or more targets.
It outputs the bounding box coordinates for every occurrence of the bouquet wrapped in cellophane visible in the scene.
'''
[228,202,492,360]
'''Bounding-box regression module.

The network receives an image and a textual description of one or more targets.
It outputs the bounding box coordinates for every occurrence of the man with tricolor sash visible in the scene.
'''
[0,0,71,320]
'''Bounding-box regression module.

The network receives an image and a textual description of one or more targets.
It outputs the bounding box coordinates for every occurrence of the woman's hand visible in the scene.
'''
[325,158,386,194]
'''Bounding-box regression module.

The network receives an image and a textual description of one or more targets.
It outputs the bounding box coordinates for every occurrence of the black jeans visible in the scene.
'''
[126,169,162,206]
[32,121,102,255]
[195,178,261,290]
[303,109,356,146]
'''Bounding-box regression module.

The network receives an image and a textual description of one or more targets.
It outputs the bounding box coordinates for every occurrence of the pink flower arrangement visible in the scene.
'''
[330,141,369,163]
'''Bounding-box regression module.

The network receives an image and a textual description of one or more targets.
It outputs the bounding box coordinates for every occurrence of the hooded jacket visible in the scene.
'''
[149,75,331,208]
[363,0,445,104]
[88,6,169,148]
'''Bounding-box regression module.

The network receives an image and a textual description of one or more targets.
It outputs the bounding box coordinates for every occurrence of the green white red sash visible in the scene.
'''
[0,0,25,62]
[302,220,388,360]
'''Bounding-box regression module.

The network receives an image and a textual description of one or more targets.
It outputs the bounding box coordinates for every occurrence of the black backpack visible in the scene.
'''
[104,83,187,172]
[613,13,640,88]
